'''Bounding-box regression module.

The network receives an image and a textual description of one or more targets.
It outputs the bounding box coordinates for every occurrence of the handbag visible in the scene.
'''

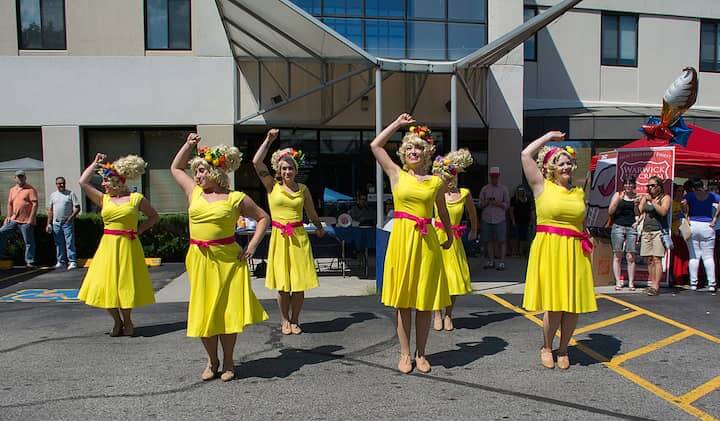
[678,218,692,241]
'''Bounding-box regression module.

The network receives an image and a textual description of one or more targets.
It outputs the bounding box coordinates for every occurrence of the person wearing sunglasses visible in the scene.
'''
[638,176,671,296]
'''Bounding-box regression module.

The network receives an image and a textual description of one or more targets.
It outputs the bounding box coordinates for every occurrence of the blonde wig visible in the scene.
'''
[397,133,436,171]
[536,146,577,181]
[189,144,243,190]
[99,154,146,191]
[432,148,473,186]
[270,148,304,172]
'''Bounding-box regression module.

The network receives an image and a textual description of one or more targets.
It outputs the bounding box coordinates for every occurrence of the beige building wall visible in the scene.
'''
[0,1,18,56]
[66,0,145,56]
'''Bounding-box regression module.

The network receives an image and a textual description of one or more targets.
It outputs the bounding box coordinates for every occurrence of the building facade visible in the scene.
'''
[1,0,719,214]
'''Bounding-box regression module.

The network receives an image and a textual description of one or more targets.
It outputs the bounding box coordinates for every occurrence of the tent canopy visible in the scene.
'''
[0,157,44,171]
[591,124,720,174]
[323,187,353,203]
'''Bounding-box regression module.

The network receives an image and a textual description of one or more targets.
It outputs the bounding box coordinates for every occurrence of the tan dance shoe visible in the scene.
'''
[201,363,219,381]
[433,313,443,331]
[290,323,302,335]
[540,347,555,369]
[443,315,455,331]
[220,370,235,382]
[556,353,570,370]
[415,353,431,374]
[281,321,292,335]
[398,354,413,374]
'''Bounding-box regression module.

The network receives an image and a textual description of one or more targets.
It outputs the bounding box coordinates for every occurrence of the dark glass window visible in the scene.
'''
[324,18,363,47]
[365,0,404,18]
[293,0,321,15]
[601,13,638,67]
[524,7,537,61]
[448,23,485,59]
[408,21,445,59]
[145,0,191,50]
[17,0,66,50]
[323,0,362,16]
[408,0,445,19]
[448,0,486,22]
[700,21,720,72]
[366,20,405,58]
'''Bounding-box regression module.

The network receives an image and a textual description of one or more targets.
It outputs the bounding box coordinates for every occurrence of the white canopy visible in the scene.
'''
[0,157,44,171]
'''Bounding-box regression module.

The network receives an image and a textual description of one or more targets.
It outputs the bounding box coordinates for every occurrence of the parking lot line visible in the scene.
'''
[609,330,694,366]
[483,293,719,421]
[572,310,643,335]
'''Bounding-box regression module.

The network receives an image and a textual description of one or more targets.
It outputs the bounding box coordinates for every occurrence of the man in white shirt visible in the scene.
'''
[46,177,80,269]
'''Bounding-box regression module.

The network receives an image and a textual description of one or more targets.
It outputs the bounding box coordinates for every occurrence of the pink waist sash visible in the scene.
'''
[272,220,304,237]
[434,221,467,239]
[536,224,593,255]
[394,211,432,236]
[190,236,236,248]
[103,229,137,240]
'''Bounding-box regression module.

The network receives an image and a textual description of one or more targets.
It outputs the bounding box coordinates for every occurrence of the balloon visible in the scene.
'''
[661,67,698,127]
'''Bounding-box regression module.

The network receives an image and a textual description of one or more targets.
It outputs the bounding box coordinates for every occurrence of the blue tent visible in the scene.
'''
[323,187,353,203]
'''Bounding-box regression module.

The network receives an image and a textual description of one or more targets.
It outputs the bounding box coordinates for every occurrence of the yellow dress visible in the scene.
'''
[78,193,155,309]
[523,179,597,313]
[185,187,268,337]
[382,170,450,311]
[265,182,318,292]
[435,188,472,296]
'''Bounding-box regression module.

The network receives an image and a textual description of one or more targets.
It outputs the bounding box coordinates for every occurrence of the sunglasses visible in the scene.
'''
[647,184,659,188]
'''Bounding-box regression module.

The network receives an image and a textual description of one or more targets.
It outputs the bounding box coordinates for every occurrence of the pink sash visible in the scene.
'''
[103,229,137,240]
[434,221,467,239]
[190,236,236,248]
[394,211,432,236]
[536,224,593,255]
[272,220,304,237]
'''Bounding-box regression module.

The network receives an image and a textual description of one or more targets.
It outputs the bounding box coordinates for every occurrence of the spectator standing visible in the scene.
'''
[0,170,39,267]
[639,176,671,296]
[480,167,510,270]
[349,193,375,226]
[46,177,80,269]
[682,178,720,291]
[509,185,534,256]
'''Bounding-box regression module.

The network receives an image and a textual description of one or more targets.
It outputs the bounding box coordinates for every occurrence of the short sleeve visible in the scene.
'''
[131,192,145,207]
[71,192,80,207]
[230,190,247,210]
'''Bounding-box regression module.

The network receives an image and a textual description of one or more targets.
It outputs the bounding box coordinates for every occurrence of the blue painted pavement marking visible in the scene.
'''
[0,289,80,302]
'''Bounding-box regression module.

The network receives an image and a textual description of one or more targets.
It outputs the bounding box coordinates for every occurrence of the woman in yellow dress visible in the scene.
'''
[431,149,478,332]
[78,153,159,337]
[253,129,325,336]
[521,131,597,370]
[171,133,270,382]
[371,113,454,374]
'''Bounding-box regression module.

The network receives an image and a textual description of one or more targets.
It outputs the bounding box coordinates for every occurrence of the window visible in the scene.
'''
[448,0,486,22]
[323,0,362,16]
[700,21,720,72]
[408,21,445,60]
[365,0,404,18]
[145,0,191,50]
[601,13,638,67]
[448,23,485,59]
[524,7,538,61]
[17,0,66,50]
[293,0,321,15]
[408,0,445,20]
[366,20,405,58]
[323,18,363,47]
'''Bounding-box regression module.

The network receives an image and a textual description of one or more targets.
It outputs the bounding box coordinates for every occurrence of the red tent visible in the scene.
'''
[590,124,720,174]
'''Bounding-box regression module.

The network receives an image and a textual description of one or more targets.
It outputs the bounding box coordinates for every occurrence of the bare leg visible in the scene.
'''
[200,336,220,380]
[107,309,122,337]
[542,311,562,350]
[289,292,305,334]
[612,252,623,287]
[277,292,291,333]
[219,334,237,381]
[396,308,412,373]
[626,253,636,288]
[444,296,456,331]
[414,310,432,373]
[120,308,133,336]
[557,312,579,369]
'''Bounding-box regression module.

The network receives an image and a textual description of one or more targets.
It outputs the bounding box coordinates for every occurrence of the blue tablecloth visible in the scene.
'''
[333,226,376,250]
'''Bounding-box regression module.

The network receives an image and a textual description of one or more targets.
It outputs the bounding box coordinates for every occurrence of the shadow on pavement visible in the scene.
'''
[452,311,521,330]
[427,337,509,369]
[571,333,622,366]
[237,345,344,379]
[301,312,378,333]
[134,321,187,337]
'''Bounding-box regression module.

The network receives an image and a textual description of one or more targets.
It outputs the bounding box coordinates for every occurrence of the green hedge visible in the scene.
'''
[2,213,190,265]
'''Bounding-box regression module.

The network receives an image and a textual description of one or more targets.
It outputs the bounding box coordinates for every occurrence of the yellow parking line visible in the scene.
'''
[483,293,719,421]
[573,311,643,335]
[609,330,694,366]
[679,375,720,405]
[598,294,720,345]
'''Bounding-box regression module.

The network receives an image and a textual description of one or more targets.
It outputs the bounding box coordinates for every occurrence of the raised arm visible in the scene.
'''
[370,113,414,186]
[252,129,278,193]
[435,187,453,250]
[303,187,325,238]
[521,131,566,197]
[137,197,159,235]
[171,133,200,200]
[238,196,270,261]
[79,153,106,208]
[464,191,478,241]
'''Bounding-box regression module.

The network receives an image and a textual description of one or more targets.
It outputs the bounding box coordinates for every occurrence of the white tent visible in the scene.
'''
[0,157,44,171]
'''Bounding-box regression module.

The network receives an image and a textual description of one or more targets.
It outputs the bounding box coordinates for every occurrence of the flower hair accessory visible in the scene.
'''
[432,156,458,177]
[197,145,230,169]
[408,125,434,145]
[279,148,305,167]
[97,163,126,183]
[543,145,576,166]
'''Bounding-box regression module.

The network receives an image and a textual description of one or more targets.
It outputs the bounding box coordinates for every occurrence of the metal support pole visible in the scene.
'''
[451,73,458,152]
[375,67,383,228]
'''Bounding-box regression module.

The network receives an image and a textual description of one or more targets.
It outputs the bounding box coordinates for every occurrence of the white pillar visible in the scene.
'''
[197,124,236,189]
[450,73,458,152]
[375,67,383,228]
[41,126,82,211]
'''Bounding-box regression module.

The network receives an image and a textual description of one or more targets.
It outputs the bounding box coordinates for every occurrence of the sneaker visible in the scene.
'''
[496,262,505,271]
[709,286,717,293]
[67,262,77,270]
[690,285,698,291]
[483,261,495,269]
[54,262,64,269]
